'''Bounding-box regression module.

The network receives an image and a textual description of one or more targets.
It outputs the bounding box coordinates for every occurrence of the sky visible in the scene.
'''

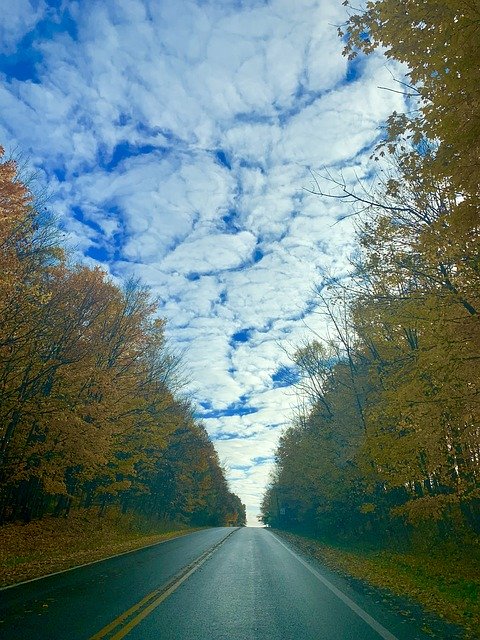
[0,0,405,525]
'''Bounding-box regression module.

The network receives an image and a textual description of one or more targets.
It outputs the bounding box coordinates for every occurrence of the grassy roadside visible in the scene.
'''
[0,509,200,588]
[275,530,479,640]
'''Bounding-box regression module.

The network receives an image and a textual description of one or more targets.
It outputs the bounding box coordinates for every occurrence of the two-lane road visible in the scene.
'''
[0,528,459,639]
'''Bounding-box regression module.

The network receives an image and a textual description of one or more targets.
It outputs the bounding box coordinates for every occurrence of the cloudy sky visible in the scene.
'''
[0,0,405,524]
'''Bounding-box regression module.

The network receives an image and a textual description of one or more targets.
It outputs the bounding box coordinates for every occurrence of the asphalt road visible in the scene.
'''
[0,527,458,639]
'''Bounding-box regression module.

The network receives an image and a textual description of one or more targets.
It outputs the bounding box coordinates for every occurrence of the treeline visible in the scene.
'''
[262,0,479,544]
[0,150,245,527]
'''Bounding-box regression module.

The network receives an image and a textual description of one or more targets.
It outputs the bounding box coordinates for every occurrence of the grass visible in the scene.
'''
[0,508,200,587]
[276,530,480,640]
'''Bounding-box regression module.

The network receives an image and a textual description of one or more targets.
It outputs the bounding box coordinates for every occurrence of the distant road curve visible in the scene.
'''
[0,527,452,639]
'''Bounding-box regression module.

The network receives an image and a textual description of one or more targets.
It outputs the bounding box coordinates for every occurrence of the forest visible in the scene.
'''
[261,0,480,546]
[0,152,245,529]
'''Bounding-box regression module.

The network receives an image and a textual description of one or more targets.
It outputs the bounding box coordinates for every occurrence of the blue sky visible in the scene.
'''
[0,0,405,524]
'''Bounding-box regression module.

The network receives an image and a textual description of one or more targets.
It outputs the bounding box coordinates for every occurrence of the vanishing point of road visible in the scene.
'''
[0,527,456,639]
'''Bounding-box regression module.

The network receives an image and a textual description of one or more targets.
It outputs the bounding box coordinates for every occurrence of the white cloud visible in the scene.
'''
[0,0,47,54]
[161,231,257,274]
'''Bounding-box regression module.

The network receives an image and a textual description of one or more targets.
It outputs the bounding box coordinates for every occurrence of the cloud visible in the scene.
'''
[0,0,407,523]
[0,0,47,54]
[161,231,257,274]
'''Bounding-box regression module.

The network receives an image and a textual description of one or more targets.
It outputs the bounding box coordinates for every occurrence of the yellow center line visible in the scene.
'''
[88,529,238,640]
[88,588,163,640]
[108,548,217,640]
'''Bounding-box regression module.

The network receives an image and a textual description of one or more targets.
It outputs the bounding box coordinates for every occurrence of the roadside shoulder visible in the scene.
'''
[0,510,205,588]
[272,530,471,640]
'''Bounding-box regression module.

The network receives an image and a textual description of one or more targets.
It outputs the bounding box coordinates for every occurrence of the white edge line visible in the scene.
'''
[270,533,399,640]
[0,527,212,592]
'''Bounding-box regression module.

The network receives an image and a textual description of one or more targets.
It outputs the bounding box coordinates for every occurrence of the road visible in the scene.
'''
[0,527,458,639]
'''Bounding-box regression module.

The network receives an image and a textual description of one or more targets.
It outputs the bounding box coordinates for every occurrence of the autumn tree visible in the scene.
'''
[341,0,480,200]
[263,0,479,542]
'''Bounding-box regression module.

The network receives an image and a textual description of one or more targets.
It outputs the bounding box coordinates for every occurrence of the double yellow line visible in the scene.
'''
[89,529,238,640]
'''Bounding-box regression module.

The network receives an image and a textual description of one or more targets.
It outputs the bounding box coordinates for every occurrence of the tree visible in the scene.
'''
[341,0,480,200]
[0,148,244,527]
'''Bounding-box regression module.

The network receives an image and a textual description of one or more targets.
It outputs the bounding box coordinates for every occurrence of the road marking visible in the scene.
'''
[271,533,399,640]
[89,528,238,640]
